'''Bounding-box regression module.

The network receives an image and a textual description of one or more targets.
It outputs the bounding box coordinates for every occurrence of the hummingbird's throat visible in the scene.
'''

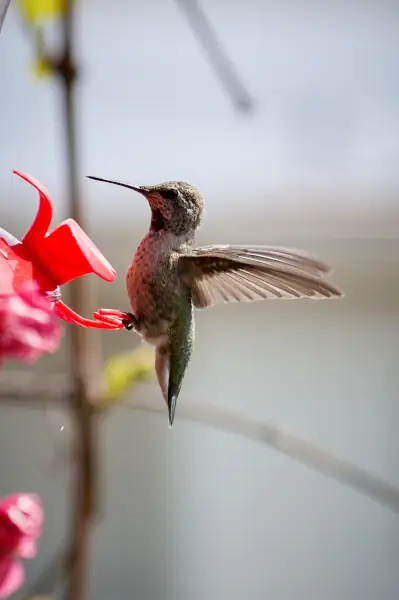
[151,208,165,232]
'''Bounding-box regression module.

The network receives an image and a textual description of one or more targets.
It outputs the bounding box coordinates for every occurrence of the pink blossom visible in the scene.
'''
[0,281,62,364]
[0,494,44,598]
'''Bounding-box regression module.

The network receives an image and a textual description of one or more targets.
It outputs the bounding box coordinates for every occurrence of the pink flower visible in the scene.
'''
[0,494,44,598]
[0,281,62,364]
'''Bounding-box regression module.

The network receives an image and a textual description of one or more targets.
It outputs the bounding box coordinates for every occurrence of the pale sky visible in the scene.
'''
[1,0,399,232]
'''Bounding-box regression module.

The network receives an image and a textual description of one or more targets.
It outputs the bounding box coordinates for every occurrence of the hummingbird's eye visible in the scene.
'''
[159,188,178,201]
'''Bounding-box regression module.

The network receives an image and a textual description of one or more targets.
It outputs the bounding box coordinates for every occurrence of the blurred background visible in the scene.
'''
[1,1,399,599]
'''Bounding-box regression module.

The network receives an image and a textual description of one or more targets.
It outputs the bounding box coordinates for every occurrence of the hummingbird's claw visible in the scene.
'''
[95,308,139,331]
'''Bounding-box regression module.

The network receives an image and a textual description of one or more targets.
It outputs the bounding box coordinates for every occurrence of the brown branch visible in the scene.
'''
[51,2,98,599]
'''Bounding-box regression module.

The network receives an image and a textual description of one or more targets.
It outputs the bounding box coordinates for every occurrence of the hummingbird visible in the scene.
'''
[87,176,343,426]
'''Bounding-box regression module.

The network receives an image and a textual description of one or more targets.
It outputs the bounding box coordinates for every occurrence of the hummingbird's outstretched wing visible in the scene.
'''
[178,245,343,309]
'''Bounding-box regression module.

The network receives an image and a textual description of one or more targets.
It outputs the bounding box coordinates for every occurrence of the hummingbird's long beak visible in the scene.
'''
[86,176,149,195]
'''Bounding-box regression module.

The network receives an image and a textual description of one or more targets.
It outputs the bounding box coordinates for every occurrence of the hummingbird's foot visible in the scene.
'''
[121,312,138,331]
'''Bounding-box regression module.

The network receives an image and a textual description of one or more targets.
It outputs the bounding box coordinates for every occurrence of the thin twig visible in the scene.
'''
[0,0,11,36]
[175,0,254,113]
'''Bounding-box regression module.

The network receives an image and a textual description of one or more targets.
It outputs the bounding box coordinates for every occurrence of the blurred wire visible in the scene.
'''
[175,0,254,113]
[0,0,11,34]
[125,393,399,516]
[1,371,399,516]
[13,393,399,598]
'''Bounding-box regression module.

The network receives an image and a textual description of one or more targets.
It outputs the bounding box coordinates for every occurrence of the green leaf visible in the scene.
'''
[102,345,154,408]
[31,55,51,78]
[16,0,66,25]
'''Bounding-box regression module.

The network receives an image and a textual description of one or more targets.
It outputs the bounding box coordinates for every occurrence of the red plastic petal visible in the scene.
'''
[96,308,127,320]
[6,171,120,331]
[14,170,116,286]
[41,219,116,285]
[92,311,125,327]
[15,171,53,247]
[55,301,124,330]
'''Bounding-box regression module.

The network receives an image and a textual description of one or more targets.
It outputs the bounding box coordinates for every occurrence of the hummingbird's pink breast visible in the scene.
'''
[125,231,181,344]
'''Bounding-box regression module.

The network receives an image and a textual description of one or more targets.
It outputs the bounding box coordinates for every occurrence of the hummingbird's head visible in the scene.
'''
[87,177,204,238]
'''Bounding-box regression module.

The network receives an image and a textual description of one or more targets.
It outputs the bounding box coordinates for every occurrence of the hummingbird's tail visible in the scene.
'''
[154,294,194,427]
[155,343,184,427]
[167,392,178,427]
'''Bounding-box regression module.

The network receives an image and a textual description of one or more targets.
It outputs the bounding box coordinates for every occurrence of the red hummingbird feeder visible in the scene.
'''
[0,170,125,330]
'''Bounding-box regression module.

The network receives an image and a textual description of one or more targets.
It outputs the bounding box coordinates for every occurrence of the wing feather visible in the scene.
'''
[193,245,331,276]
[179,245,343,309]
